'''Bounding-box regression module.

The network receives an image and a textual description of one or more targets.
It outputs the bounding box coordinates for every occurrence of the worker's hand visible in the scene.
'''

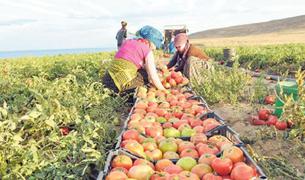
[168,67,175,71]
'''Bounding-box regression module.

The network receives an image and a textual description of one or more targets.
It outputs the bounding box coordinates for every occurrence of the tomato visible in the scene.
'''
[169,78,177,87]
[202,173,223,180]
[264,95,276,105]
[105,170,128,180]
[145,126,163,138]
[258,109,271,120]
[223,146,244,163]
[123,129,140,141]
[133,159,155,170]
[178,141,196,153]
[110,167,128,174]
[173,120,188,129]
[275,121,287,130]
[191,163,213,178]
[150,172,169,180]
[198,153,217,165]
[194,126,204,133]
[124,141,146,158]
[163,151,180,159]
[266,115,278,126]
[190,133,208,145]
[155,159,174,171]
[203,123,221,132]
[208,135,231,149]
[142,141,157,151]
[211,157,233,176]
[146,106,156,113]
[250,116,266,125]
[176,157,197,171]
[159,102,170,109]
[230,164,255,180]
[175,76,183,84]
[180,148,199,158]
[130,113,143,121]
[197,144,219,156]
[190,119,203,128]
[111,155,133,170]
[155,108,167,117]
[145,149,163,161]
[164,164,183,174]
[128,164,154,180]
[179,171,200,180]
[60,127,70,136]
[159,139,178,153]
[135,101,148,109]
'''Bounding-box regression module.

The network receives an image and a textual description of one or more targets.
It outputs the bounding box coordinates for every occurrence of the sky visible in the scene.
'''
[0,0,304,51]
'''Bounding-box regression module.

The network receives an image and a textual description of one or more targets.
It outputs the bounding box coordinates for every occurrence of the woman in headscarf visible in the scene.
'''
[103,25,165,94]
[167,33,210,78]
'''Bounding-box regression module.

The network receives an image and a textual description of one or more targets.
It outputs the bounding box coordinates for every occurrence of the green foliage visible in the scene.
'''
[204,44,305,75]
[0,52,126,179]
[191,62,252,104]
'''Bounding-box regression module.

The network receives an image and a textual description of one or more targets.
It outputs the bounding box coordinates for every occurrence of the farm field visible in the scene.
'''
[0,45,304,179]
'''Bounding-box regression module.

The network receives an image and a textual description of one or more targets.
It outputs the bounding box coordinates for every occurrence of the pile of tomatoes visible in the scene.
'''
[104,68,265,180]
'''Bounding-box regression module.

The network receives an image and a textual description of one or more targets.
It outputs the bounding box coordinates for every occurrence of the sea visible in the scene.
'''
[0,47,116,59]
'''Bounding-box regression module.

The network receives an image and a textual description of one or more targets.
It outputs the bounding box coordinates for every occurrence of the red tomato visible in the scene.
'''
[266,115,278,126]
[150,172,169,180]
[258,109,271,120]
[133,159,155,170]
[155,159,174,172]
[164,164,183,174]
[197,144,219,156]
[60,127,70,136]
[275,121,288,130]
[264,95,276,105]
[110,167,128,174]
[230,164,255,180]
[250,116,266,125]
[211,157,233,176]
[180,148,199,158]
[198,153,217,165]
[223,146,244,163]
[202,173,223,180]
[178,141,196,153]
[105,171,127,180]
[123,129,139,141]
[111,155,133,170]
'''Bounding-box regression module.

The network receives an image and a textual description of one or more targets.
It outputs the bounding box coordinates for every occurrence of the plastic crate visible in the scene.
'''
[187,95,210,110]
[205,125,243,146]
[97,149,142,180]
[240,146,268,179]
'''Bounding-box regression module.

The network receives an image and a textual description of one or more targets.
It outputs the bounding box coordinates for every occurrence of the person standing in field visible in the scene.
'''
[167,33,211,78]
[116,21,128,49]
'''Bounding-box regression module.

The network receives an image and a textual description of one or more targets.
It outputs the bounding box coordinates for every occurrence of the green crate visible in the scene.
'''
[274,80,304,117]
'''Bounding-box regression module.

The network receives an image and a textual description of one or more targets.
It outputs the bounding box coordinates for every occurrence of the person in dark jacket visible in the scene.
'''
[167,33,210,77]
[116,21,128,49]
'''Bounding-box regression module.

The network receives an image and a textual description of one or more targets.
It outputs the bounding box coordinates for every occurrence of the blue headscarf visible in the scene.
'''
[136,25,163,49]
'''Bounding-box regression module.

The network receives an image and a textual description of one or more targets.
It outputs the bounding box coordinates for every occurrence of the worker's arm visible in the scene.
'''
[175,57,186,72]
[167,52,178,69]
[145,51,165,90]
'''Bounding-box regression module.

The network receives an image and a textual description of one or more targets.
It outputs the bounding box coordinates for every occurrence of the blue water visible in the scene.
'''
[0,47,116,59]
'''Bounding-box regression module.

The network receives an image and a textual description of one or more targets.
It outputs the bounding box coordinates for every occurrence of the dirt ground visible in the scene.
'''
[211,78,305,179]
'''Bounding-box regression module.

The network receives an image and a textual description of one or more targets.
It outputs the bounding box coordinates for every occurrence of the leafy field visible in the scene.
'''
[203,43,305,75]
[0,53,127,179]
[0,46,304,179]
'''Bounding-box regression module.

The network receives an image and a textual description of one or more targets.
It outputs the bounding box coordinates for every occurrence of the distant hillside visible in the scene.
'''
[189,15,305,39]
